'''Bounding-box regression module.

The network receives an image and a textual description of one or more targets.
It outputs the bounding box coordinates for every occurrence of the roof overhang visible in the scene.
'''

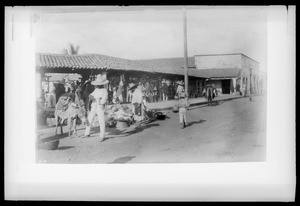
[209,77,237,80]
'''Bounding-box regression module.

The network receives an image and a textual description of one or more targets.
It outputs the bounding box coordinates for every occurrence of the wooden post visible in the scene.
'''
[249,68,253,95]
[36,72,42,99]
[183,8,189,97]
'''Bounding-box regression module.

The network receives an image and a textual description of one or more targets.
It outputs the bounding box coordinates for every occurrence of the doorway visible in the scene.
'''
[222,80,231,94]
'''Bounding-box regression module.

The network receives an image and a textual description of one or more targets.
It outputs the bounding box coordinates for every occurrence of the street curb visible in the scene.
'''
[151,94,262,111]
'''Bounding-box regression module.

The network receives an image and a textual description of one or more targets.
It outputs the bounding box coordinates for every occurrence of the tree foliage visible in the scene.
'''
[63,43,80,55]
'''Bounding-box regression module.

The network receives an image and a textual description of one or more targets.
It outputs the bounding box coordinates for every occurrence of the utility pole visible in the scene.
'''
[249,68,253,101]
[183,8,189,97]
[249,68,253,95]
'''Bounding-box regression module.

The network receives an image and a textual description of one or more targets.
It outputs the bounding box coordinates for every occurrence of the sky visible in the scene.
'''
[34,6,268,72]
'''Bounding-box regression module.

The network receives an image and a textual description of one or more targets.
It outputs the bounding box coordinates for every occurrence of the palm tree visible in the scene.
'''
[63,43,80,55]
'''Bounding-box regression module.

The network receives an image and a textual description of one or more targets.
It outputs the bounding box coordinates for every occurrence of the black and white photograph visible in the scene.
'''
[5,5,295,201]
[33,6,268,164]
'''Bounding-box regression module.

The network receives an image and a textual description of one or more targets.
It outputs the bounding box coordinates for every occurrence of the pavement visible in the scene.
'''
[145,93,245,111]
[36,94,266,163]
[107,93,247,112]
[42,93,249,113]
[38,92,257,130]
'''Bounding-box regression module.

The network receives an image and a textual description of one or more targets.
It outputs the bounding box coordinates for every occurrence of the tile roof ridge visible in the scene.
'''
[37,52,133,61]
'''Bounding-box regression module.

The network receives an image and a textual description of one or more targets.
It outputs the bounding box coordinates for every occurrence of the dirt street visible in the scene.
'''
[36,95,266,163]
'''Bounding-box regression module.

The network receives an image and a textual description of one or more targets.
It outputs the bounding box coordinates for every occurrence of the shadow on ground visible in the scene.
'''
[156,115,170,120]
[90,123,160,142]
[189,100,224,110]
[56,146,75,150]
[186,119,206,127]
[37,132,70,143]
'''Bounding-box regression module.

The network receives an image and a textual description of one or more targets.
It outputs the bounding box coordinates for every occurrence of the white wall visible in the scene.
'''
[195,54,242,69]
[240,55,260,94]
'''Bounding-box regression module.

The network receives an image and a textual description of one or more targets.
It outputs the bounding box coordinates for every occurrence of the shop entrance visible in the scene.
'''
[222,79,231,94]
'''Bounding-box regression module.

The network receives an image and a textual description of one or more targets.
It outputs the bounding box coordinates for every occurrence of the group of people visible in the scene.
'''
[126,78,177,103]
[83,74,191,142]
[42,75,188,111]
[202,83,218,100]
[82,75,153,141]
[42,79,83,108]
[40,74,195,141]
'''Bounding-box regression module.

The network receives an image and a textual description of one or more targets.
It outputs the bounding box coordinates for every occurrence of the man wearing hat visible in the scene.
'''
[83,74,109,141]
[176,80,185,99]
[126,82,135,102]
[64,78,73,93]
[131,83,144,122]
[176,93,190,129]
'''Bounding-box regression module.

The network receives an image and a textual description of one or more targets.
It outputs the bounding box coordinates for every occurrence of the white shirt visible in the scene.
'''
[177,85,184,94]
[90,88,108,105]
[131,89,143,104]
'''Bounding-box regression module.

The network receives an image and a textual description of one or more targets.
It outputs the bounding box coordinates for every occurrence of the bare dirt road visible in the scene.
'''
[36,95,266,163]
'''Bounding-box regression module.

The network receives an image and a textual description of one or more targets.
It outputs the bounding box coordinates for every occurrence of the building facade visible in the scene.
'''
[36,52,265,101]
[194,53,262,95]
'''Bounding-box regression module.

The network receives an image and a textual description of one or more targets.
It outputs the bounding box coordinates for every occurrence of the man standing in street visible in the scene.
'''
[177,93,190,129]
[83,74,109,142]
[131,83,144,122]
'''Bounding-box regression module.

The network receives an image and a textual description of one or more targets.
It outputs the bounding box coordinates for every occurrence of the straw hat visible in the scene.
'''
[178,80,184,85]
[128,84,138,91]
[91,74,109,85]
[83,79,91,86]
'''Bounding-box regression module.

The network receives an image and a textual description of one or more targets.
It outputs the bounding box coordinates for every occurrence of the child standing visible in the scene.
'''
[177,94,190,129]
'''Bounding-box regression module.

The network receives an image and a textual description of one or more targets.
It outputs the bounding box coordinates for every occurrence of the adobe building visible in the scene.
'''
[36,52,265,101]
[194,53,262,95]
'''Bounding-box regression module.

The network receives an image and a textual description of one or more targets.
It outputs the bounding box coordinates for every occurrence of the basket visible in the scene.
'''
[116,121,129,129]
[172,106,179,113]
[38,140,59,150]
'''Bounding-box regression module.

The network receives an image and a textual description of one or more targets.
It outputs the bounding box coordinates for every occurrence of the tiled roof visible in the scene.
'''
[135,57,195,69]
[37,53,133,71]
[36,53,240,78]
[36,53,195,76]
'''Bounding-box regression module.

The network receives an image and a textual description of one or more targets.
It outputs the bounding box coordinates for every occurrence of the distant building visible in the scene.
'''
[36,52,265,99]
[194,53,263,95]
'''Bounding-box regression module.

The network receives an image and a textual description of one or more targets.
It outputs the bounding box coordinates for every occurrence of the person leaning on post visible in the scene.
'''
[83,74,109,142]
